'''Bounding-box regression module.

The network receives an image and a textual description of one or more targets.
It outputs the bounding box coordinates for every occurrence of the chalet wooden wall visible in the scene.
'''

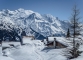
[56,41,66,48]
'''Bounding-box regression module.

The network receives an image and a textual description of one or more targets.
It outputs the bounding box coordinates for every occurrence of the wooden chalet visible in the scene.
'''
[44,37,68,48]
[23,36,35,40]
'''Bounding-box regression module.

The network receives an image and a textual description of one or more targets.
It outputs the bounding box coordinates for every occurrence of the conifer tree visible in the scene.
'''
[67,28,70,37]
[69,5,82,59]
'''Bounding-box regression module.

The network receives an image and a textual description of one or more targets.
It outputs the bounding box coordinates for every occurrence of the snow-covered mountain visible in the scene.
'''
[0,8,69,39]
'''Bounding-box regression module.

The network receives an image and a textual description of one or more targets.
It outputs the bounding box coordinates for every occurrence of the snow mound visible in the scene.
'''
[2,37,73,60]
[50,55,67,60]
[0,56,14,60]
[3,38,45,60]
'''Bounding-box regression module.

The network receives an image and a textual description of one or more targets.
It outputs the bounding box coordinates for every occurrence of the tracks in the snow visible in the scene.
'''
[35,50,44,60]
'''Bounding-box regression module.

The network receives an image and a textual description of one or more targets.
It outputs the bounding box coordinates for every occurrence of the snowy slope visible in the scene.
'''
[3,38,45,60]
[1,33,83,60]
[0,8,69,38]
[0,56,14,60]
[2,37,67,60]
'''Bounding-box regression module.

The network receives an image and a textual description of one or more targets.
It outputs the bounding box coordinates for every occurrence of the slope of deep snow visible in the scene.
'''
[0,8,69,37]
[1,37,83,60]
[2,38,67,60]
[0,56,14,60]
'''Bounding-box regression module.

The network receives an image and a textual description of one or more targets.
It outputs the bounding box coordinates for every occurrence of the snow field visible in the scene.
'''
[2,37,83,60]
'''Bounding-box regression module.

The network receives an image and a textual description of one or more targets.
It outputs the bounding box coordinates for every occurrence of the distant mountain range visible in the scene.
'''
[0,8,70,40]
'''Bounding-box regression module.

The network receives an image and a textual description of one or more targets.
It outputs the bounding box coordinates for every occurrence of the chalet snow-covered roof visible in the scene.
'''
[48,37,55,42]
[55,37,69,46]
[47,37,71,47]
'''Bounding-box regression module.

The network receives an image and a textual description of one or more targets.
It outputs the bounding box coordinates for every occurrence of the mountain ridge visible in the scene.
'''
[0,8,69,39]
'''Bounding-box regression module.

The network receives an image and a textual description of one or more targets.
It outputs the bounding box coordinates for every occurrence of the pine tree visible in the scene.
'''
[69,5,82,59]
[67,28,70,37]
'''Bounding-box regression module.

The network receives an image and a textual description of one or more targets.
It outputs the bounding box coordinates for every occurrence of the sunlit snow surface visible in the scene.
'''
[2,37,68,60]
[1,37,83,60]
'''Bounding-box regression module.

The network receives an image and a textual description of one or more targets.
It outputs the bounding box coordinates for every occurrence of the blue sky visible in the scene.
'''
[0,0,83,20]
